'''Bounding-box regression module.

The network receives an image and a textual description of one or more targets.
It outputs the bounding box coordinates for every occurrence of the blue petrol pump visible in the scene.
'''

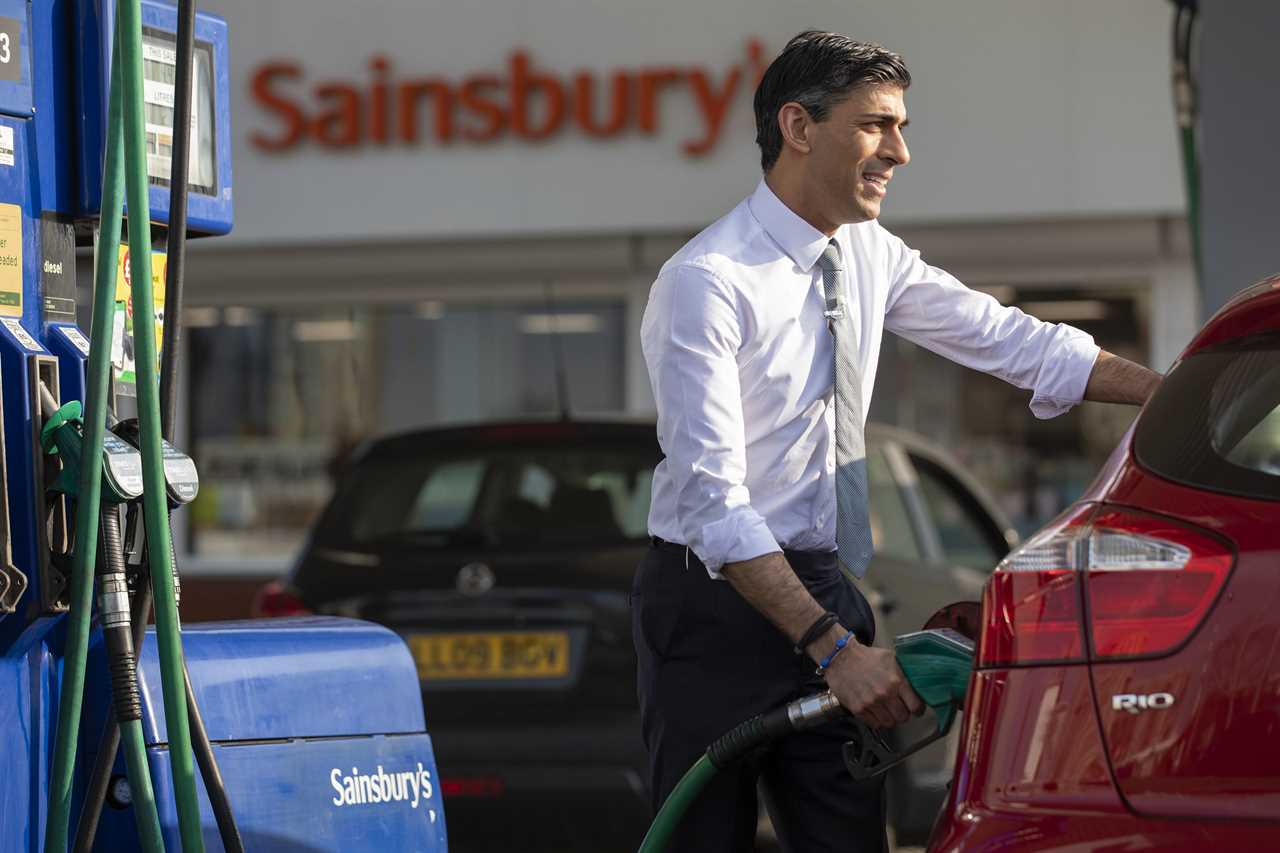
[0,3,447,852]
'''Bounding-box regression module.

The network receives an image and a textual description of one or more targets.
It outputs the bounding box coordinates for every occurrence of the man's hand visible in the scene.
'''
[810,629,924,729]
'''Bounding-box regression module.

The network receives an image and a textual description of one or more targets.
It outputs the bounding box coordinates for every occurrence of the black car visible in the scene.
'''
[256,419,1016,850]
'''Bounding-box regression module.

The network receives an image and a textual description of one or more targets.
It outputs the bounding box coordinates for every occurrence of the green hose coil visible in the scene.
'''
[636,755,718,853]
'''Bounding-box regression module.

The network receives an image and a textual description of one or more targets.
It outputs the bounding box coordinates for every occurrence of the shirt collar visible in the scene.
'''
[747,178,833,273]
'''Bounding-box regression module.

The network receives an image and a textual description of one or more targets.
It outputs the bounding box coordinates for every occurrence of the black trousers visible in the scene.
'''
[632,541,888,853]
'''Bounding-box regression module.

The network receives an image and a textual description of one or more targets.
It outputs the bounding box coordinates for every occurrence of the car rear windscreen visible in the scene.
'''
[323,445,657,547]
[1135,330,1280,501]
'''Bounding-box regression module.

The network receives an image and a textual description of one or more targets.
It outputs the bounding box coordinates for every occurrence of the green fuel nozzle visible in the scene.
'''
[895,628,975,732]
[842,627,975,782]
[38,386,144,505]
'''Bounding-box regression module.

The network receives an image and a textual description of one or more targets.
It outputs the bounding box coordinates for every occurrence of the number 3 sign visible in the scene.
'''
[0,16,18,82]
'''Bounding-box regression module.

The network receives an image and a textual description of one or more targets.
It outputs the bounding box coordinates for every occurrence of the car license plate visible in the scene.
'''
[408,632,571,680]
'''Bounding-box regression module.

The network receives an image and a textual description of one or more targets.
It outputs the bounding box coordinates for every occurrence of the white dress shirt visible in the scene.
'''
[641,179,1100,577]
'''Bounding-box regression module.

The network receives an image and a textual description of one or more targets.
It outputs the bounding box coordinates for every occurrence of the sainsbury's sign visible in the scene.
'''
[250,41,766,156]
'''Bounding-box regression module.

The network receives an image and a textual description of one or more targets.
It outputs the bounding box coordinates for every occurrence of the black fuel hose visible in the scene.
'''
[97,506,141,725]
[74,525,244,853]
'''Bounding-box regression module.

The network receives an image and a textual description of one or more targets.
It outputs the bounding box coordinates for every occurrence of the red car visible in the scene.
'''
[929,278,1280,850]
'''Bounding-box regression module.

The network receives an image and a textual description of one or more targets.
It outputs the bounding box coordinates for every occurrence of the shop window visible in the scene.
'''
[185,299,627,561]
[378,301,625,431]
[186,306,377,559]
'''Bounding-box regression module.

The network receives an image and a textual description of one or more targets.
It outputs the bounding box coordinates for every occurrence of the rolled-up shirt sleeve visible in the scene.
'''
[641,264,780,576]
[882,232,1101,419]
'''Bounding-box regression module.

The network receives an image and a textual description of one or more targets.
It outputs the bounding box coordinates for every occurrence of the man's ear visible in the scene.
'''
[777,102,814,157]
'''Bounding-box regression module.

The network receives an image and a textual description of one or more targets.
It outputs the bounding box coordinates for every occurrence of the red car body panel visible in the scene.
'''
[950,669,1123,814]
[1096,469,1280,821]
[929,283,1280,849]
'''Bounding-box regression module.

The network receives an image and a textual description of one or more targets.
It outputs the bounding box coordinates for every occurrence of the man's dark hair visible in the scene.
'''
[754,31,911,172]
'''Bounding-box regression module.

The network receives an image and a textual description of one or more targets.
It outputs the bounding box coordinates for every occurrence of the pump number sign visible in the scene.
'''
[0,17,20,82]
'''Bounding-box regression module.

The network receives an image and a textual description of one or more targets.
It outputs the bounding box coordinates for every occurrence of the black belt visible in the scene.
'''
[650,537,829,560]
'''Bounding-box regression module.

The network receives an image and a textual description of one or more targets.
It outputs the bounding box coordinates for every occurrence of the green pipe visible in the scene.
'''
[636,755,718,853]
[116,0,205,849]
[121,719,167,850]
[104,33,166,851]
[43,21,132,853]
[45,20,167,851]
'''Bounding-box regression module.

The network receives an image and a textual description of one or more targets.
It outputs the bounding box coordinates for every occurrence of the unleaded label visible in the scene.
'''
[0,204,21,317]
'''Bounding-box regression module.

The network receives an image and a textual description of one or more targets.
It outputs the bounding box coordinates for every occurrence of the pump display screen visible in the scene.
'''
[142,27,217,196]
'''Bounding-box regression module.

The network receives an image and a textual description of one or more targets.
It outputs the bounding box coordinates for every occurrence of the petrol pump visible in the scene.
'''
[0,3,447,851]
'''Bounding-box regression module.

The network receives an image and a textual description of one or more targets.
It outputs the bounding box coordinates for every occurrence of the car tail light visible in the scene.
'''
[979,505,1093,666]
[251,580,313,618]
[1084,509,1233,659]
[979,505,1234,667]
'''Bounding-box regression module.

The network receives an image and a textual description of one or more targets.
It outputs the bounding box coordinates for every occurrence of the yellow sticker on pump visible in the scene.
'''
[112,248,167,388]
[0,203,22,317]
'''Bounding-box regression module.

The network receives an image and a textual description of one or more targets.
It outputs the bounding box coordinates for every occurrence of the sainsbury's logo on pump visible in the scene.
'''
[250,41,767,157]
[330,762,437,818]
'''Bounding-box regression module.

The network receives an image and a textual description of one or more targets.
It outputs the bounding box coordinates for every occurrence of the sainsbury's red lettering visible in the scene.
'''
[249,42,767,156]
[369,55,391,144]
[573,72,629,137]
[399,78,453,144]
[510,51,564,141]
[250,62,305,150]
[684,66,740,156]
[635,68,682,135]
[312,82,361,146]
[459,76,506,142]
[746,39,766,88]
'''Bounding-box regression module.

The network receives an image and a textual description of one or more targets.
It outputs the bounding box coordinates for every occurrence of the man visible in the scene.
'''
[633,30,1161,852]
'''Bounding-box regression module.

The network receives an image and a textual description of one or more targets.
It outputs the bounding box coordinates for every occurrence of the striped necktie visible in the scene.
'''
[816,240,874,579]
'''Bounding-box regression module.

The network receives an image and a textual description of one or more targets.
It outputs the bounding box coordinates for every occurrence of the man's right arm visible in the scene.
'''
[721,553,922,729]
[641,264,777,573]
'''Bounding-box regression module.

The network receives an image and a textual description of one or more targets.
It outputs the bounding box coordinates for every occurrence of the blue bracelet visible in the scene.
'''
[815,630,856,676]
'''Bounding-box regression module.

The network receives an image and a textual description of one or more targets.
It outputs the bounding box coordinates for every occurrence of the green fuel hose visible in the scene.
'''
[636,630,976,853]
[100,506,167,852]
[43,19,165,853]
[117,0,205,848]
[636,693,843,853]
[97,29,167,853]
[635,756,718,853]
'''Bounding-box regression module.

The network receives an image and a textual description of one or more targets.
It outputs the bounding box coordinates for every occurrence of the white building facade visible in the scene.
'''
[182,0,1196,572]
